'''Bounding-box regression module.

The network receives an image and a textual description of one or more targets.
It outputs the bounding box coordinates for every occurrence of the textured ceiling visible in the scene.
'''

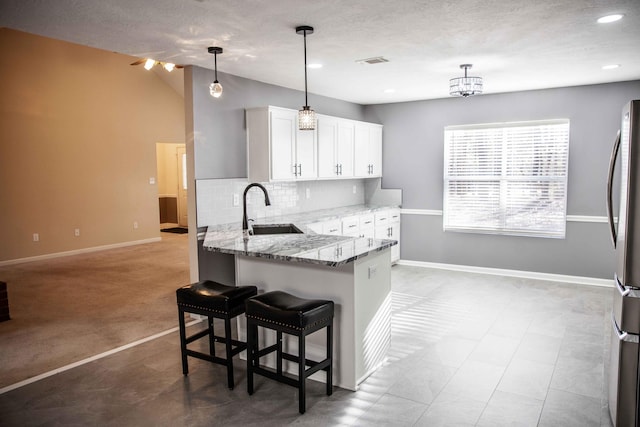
[1,0,639,104]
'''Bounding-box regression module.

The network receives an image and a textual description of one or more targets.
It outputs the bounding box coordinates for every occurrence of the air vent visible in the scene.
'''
[356,56,389,65]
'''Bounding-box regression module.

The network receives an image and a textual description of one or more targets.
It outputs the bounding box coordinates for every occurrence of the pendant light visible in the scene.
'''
[208,46,223,98]
[449,64,483,97]
[296,25,316,130]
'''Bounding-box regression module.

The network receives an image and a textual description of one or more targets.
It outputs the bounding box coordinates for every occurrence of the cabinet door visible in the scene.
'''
[317,116,338,178]
[355,123,383,177]
[336,121,355,177]
[389,223,400,262]
[270,109,296,180]
[369,125,383,177]
[296,127,317,180]
[354,123,370,177]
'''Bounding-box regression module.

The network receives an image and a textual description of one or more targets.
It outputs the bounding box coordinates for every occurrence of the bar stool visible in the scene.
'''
[176,280,257,389]
[245,291,334,414]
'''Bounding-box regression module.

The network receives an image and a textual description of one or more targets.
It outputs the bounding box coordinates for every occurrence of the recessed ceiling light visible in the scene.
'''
[383,89,396,93]
[597,14,624,23]
[602,64,621,70]
[307,63,323,69]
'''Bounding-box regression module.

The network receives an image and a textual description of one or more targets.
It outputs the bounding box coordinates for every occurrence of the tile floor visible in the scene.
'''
[0,266,614,426]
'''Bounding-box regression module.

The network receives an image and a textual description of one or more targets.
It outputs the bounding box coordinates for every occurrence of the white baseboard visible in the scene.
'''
[0,238,162,267]
[396,259,613,288]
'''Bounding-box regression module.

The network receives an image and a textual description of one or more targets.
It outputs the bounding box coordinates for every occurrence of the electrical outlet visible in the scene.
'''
[32,233,39,242]
[74,228,80,237]
[133,221,139,229]
[149,177,156,185]
[368,265,378,279]
[306,188,311,199]
[233,193,240,207]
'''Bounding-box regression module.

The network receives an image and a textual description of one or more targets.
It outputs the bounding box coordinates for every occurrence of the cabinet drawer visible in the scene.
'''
[342,216,360,234]
[359,214,375,229]
[322,220,342,235]
[389,209,401,224]
[374,211,389,226]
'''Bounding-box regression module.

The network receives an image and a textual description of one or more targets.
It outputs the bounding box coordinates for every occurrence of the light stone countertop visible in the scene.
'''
[202,204,399,267]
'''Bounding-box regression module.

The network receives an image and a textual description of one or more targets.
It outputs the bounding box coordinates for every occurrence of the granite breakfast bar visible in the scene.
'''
[202,223,397,391]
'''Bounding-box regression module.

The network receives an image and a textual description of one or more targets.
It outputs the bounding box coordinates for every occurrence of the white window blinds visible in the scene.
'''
[443,119,570,238]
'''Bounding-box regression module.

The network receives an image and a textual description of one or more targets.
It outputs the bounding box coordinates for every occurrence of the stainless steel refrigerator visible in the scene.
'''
[608,99,640,427]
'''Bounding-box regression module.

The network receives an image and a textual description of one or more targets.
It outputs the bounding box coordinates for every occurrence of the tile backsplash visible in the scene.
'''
[196,178,369,227]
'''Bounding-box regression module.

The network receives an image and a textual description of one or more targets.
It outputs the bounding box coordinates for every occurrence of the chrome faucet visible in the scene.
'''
[242,183,271,233]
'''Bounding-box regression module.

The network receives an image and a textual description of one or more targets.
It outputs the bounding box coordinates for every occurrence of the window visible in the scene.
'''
[443,119,570,238]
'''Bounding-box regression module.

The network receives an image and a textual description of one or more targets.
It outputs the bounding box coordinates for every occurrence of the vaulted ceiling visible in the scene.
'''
[1,0,639,104]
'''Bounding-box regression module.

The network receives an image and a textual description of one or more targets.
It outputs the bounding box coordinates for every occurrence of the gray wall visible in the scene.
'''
[188,66,366,180]
[364,80,640,278]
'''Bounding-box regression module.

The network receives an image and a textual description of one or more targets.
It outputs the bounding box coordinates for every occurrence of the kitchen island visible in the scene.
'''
[202,223,396,391]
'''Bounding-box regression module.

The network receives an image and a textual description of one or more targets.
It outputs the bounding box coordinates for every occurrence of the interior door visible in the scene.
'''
[177,145,188,227]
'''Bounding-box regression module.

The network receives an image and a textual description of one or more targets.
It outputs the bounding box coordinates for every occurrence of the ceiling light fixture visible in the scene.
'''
[602,64,621,70]
[449,64,483,97]
[597,14,624,23]
[208,46,223,98]
[296,25,316,131]
[130,58,181,72]
[307,63,323,69]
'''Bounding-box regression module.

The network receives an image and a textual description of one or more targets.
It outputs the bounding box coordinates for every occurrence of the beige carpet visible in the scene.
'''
[0,233,190,388]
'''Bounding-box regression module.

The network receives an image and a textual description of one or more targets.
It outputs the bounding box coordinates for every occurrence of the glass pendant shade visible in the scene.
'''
[209,81,223,98]
[298,106,316,130]
[207,47,223,99]
[163,62,175,72]
[144,58,156,70]
[449,64,483,97]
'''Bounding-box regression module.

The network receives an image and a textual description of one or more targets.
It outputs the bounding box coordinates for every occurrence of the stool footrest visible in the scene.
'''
[253,366,300,388]
[185,328,210,344]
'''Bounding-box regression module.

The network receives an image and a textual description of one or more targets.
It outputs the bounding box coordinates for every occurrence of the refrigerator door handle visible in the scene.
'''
[607,130,621,248]
[615,273,631,297]
[612,313,628,340]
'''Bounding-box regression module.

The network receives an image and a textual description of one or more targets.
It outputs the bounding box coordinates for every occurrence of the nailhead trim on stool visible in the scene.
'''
[176,280,257,389]
[245,291,334,414]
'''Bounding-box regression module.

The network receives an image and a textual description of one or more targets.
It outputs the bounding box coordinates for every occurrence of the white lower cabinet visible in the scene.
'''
[307,209,400,264]
[374,208,400,263]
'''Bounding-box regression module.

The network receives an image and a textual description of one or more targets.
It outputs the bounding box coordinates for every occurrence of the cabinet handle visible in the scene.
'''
[293,164,298,176]
[298,164,302,176]
[339,164,343,175]
[335,164,339,175]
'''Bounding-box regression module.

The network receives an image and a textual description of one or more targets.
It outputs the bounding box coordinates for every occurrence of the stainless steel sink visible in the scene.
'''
[251,223,303,235]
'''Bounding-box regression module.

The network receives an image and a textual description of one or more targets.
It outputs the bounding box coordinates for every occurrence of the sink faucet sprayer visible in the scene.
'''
[242,183,271,233]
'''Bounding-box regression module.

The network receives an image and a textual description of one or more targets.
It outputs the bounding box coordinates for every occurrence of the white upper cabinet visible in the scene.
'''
[247,106,317,182]
[354,122,383,178]
[247,106,380,182]
[317,115,354,179]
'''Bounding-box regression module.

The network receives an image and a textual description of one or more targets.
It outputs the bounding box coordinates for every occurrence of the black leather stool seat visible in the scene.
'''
[176,280,258,316]
[176,280,257,390]
[245,291,334,330]
[246,291,334,414]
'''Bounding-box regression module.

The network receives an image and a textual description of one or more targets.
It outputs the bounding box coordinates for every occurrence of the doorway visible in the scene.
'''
[156,142,187,230]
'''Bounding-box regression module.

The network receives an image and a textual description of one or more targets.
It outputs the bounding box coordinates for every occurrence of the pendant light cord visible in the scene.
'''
[303,30,308,107]
[214,52,218,82]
